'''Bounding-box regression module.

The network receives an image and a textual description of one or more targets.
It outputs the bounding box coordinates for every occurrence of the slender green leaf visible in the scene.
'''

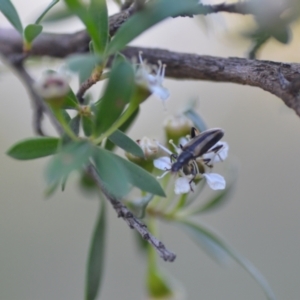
[147,266,173,298]
[41,4,73,22]
[0,0,23,34]
[23,24,43,44]
[184,108,207,132]
[35,0,60,24]
[82,115,94,137]
[66,53,101,83]
[85,197,106,300]
[62,114,81,144]
[129,194,154,218]
[108,130,144,158]
[105,107,139,151]
[107,0,199,55]
[7,137,59,160]
[180,220,276,300]
[115,155,166,197]
[271,25,290,44]
[93,148,131,198]
[94,60,135,136]
[88,0,108,54]
[45,140,93,185]
[63,88,79,109]
[65,0,108,54]
[192,179,235,214]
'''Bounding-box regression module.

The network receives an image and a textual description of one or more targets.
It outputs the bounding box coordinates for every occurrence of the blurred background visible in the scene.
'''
[1,0,300,299]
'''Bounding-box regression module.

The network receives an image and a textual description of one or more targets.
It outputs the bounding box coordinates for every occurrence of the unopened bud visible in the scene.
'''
[34,72,70,108]
[125,137,159,173]
[163,115,193,146]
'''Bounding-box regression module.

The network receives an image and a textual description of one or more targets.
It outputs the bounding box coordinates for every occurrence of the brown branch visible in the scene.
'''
[1,27,300,115]
[121,47,300,116]
[87,165,176,262]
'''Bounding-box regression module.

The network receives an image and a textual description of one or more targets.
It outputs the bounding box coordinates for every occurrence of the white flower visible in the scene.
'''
[202,173,226,190]
[137,137,159,159]
[153,138,228,194]
[135,52,170,103]
[202,141,229,164]
[174,177,194,194]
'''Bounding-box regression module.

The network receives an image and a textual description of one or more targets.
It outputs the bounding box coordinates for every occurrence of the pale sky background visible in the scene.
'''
[1,1,300,300]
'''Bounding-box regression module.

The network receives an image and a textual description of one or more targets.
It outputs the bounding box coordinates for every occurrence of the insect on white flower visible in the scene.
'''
[153,128,229,194]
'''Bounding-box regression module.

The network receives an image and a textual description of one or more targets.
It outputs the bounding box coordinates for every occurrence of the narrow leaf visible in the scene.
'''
[180,220,276,300]
[45,141,93,185]
[66,53,101,83]
[88,0,108,54]
[7,137,59,160]
[93,148,131,198]
[105,107,139,151]
[0,0,23,34]
[82,115,94,137]
[85,197,106,300]
[107,0,199,55]
[24,24,43,44]
[108,130,144,158]
[192,179,235,214]
[94,60,135,136]
[65,0,108,54]
[63,87,79,109]
[184,108,207,132]
[35,0,60,24]
[114,155,166,197]
[62,114,81,145]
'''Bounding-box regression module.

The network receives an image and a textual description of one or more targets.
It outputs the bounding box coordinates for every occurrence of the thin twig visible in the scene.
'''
[87,165,176,262]
[0,55,63,135]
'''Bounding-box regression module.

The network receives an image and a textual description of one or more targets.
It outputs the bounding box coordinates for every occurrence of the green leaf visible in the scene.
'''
[180,220,276,300]
[184,108,207,132]
[65,0,108,54]
[82,115,94,137]
[88,0,109,54]
[271,25,290,44]
[114,155,166,197]
[192,179,235,214]
[66,53,101,83]
[85,197,106,300]
[63,88,79,109]
[105,107,139,151]
[62,114,81,144]
[93,148,131,198]
[93,59,135,137]
[35,0,60,24]
[39,5,73,22]
[23,24,43,44]
[7,137,59,160]
[0,0,23,34]
[147,266,173,298]
[129,194,154,218]
[107,0,199,55]
[108,130,144,158]
[45,140,93,185]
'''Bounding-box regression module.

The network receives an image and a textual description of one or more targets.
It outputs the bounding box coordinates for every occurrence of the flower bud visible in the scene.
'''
[125,137,159,173]
[163,115,193,146]
[34,72,70,108]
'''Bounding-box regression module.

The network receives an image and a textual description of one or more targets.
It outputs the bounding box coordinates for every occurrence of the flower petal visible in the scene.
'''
[203,141,229,163]
[174,177,191,194]
[153,156,171,170]
[203,173,226,190]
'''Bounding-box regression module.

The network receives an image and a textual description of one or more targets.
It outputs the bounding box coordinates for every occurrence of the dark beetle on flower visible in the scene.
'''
[171,127,224,173]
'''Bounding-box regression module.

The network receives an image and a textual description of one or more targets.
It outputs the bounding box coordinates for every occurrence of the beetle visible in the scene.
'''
[171,127,224,173]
